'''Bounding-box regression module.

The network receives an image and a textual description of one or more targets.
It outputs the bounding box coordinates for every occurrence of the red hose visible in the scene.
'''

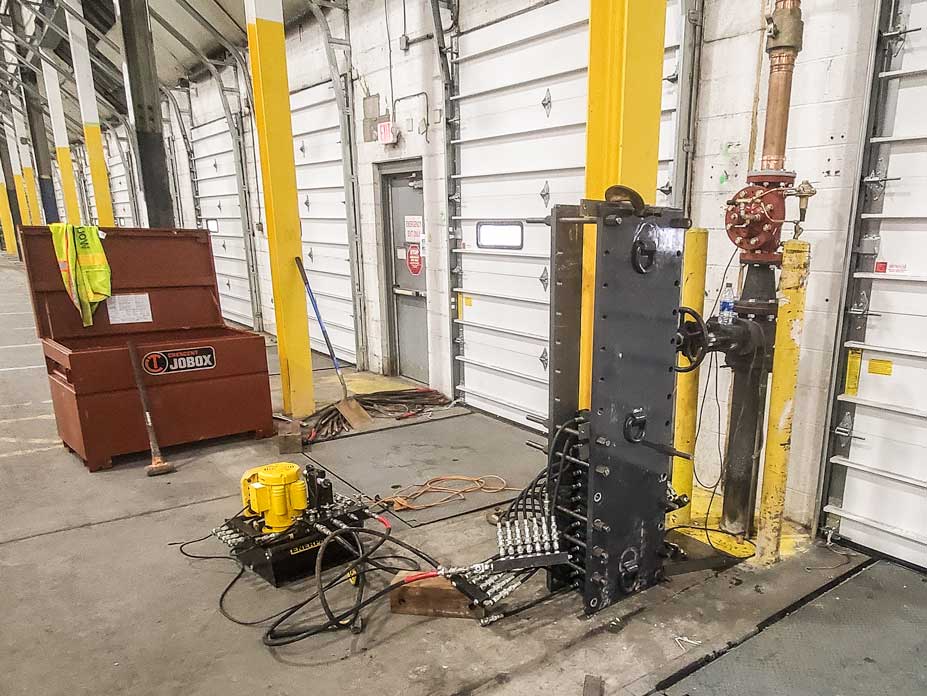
[374,515,392,530]
[402,570,439,584]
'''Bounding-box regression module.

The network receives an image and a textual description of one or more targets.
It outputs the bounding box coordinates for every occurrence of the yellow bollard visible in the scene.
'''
[754,239,811,565]
[668,228,708,526]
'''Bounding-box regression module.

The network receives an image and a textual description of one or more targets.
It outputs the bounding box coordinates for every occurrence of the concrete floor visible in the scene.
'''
[0,255,883,695]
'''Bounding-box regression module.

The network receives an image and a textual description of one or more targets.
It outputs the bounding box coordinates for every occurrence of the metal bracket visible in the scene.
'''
[833,413,866,442]
[540,181,551,208]
[539,267,550,291]
[541,89,552,117]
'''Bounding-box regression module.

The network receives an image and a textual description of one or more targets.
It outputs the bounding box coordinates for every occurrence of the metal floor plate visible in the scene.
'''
[304,412,544,526]
[663,560,927,695]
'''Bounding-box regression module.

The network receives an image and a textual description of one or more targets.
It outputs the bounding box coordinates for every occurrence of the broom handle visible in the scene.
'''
[295,257,348,400]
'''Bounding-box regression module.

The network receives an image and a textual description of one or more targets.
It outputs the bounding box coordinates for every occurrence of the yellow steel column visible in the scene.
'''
[668,228,708,526]
[580,0,667,407]
[41,61,81,224]
[754,239,811,565]
[245,0,315,417]
[63,0,114,227]
[0,162,15,254]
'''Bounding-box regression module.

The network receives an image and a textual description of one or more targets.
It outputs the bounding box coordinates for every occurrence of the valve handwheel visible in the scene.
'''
[674,306,708,373]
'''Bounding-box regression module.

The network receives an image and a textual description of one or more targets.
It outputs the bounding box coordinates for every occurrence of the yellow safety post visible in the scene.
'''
[41,61,82,224]
[754,239,811,565]
[580,0,667,407]
[668,228,708,526]
[245,0,315,417]
[63,0,114,227]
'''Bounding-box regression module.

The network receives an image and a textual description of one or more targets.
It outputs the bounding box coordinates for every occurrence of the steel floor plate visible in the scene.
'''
[663,560,927,695]
[303,412,544,526]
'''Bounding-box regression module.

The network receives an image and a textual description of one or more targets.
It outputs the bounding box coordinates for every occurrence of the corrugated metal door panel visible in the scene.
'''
[823,0,927,569]
[105,128,136,227]
[76,144,98,225]
[452,0,686,427]
[255,80,356,364]
[191,116,255,328]
[51,161,66,221]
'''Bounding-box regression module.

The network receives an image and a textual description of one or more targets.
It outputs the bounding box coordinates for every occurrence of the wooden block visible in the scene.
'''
[276,420,303,454]
[389,571,485,619]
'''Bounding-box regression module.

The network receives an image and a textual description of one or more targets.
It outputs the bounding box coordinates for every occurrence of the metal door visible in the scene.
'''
[388,172,428,383]
[450,1,693,427]
[256,81,359,364]
[821,0,927,569]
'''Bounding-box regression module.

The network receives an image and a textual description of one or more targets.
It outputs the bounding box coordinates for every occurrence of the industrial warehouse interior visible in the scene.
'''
[1,0,926,694]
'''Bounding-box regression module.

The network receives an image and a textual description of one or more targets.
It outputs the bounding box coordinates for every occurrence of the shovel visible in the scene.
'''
[295,257,372,430]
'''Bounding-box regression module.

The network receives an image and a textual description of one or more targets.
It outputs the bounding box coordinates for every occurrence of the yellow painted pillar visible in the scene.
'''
[754,240,811,565]
[41,61,82,224]
[580,0,668,407]
[0,162,15,255]
[668,228,708,526]
[245,0,315,417]
[63,0,114,227]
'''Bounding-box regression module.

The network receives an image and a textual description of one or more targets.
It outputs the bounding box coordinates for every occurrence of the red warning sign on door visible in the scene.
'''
[406,243,423,276]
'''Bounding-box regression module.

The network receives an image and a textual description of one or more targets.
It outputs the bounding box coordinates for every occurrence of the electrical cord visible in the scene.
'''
[174,509,441,641]
[263,524,440,646]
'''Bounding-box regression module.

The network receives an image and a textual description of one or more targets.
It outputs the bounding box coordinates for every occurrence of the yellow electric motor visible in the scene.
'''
[240,462,309,532]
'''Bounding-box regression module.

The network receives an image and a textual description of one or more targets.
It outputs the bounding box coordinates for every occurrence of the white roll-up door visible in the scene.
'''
[75,144,98,225]
[50,160,66,221]
[191,115,257,328]
[452,1,690,427]
[823,0,927,569]
[256,81,357,365]
[105,126,137,227]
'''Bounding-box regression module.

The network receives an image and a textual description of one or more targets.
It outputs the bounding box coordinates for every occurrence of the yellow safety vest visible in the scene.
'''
[49,223,111,327]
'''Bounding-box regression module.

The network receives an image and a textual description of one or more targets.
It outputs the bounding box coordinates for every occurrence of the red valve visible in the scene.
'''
[724,172,795,265]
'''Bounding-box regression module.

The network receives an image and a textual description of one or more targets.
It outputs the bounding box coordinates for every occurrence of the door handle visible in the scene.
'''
[393,286,425,298]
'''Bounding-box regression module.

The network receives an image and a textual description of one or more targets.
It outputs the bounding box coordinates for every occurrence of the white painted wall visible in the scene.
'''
[689,0,876,525]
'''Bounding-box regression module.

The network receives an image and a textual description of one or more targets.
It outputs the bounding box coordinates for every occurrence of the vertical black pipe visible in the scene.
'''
[115,0,175,228]
[720,264,777,536]
[9,5,58,224]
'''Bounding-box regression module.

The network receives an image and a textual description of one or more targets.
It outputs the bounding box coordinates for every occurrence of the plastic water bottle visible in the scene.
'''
[719,283,736,325]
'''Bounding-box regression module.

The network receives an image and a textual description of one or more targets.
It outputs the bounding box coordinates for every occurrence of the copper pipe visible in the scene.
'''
[760,0,803,171]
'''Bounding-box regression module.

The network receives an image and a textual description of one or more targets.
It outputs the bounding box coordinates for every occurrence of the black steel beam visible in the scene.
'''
[114,0,174,227]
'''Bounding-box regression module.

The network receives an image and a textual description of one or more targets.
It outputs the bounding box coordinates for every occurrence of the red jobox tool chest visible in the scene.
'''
[20,227,274,471]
